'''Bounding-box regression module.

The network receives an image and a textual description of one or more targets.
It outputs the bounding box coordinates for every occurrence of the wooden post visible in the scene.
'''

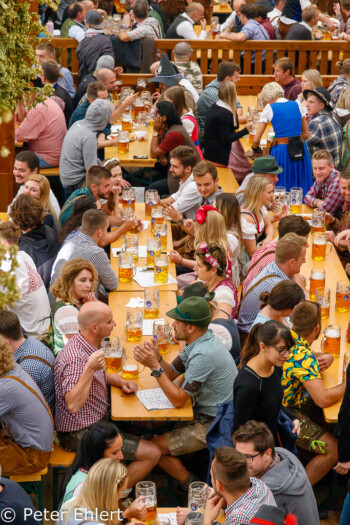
[0,118,15,213]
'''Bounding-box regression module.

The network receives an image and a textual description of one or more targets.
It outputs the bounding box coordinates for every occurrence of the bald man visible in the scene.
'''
[54,301,161,485]
[165,3,208,39]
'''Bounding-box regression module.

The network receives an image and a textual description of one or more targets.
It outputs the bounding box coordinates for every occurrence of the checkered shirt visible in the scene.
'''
[306,110,343,170]
[238,261,288,333]
[242,240,278,295]
[51,231,119,292]
[128,17,161,41]
[328,75,350,106]
[224,478,276,525]
[304,169,344,216]
[54,332,108,432]
[14,336,56,415]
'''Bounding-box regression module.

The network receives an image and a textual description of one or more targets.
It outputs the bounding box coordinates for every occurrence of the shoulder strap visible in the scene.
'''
[20,355,54,372]
[245,249,276,278]
[1,374,54,427]
[60,194,86,219]
[241,274,279,302]
[345,121,350,169]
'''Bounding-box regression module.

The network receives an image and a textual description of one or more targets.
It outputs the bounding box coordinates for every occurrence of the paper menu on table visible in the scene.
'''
[136,388,175,410]
[112,246,147,258]
[133,269,177,288]
[126,297,144,308]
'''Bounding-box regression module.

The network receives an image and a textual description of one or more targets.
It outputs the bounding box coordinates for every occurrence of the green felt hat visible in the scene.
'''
[167,296,212,327]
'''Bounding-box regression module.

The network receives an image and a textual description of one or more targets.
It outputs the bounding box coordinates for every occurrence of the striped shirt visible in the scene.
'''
[225,478,276,525]
[54,332,109,432]
[242,240,278,295]
[51,231,118,292]
[238,261,288,333]
[14,337,55,416]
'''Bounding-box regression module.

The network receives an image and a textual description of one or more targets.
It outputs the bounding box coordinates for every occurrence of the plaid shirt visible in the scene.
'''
[54,332,108,432]
[306,110,343,170]
[225,478,276,525]
[128,17,161,41]
[304,169,344,216]
[242,240,278,295]
[14,336,56,416]
[238,261,288,333]
[328,75,350,107]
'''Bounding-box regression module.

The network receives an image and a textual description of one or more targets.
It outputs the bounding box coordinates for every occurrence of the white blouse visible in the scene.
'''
[241,206,268,240]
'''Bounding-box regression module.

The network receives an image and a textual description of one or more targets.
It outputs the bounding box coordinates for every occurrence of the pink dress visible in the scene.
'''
[212,279,239,319]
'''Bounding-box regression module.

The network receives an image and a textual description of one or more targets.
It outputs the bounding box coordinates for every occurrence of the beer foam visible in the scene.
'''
[326,329,340,338]
[123,364,138,371]
[311,272,325,279]
[313,237,326,245]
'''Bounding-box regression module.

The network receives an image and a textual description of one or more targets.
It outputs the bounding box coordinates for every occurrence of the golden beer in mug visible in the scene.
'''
[151,206,164,233]
[315,287,331,320]
[321,325,341,357]
[121,113,132,132]
[147,238,161,267]
[153,319,171,355]
[105,355,122,374]
[312,209,326,233]
[118,131,130,154]
[144,287,160,319]
[154,255,168,284]
[118,252,135,283]
[122,188,136,211]
[312,232,331,261]
[125,310,143,342]
[136,481,157,525]
[122,349,139,379]
[309,268,325,299]
[289,187,303,214]
[154,222,167,251]
[102,337,122,373]
[336,280,350,312]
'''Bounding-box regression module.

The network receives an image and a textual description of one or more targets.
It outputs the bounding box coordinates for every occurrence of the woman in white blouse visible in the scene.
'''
[50,258,98,356]
[239,175,274,273]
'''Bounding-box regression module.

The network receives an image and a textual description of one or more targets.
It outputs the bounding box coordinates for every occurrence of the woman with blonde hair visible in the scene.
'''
[239,175,274,269]
[252,81,312,194]
[203,80,251,167]
[164,86,203,159]
[22,173,59,230]
[58,458,129,525]
[299,69,323,119]
[50,258,98,355]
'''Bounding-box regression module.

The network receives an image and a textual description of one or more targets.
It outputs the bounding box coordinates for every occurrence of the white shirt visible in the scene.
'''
[6,251,51,337]
[7,186,61,217]
[300,20,313,32]
[267,7,282,38]
[259,97,304,123]
[221,12,236,31]
[179,78,199,103]
[176,12,207,40]
[68,23,86,42]
[170,173,201,219]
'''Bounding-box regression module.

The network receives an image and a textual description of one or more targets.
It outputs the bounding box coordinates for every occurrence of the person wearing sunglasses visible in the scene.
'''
[233,320,299,441]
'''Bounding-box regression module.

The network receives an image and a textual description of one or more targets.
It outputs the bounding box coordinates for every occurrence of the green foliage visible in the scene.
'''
[0,0,57,112]
[0,243,21,310]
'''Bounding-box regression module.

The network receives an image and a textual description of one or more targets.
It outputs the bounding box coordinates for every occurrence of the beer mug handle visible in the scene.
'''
[326,242,333,256]
[321,337,325,352]
[132,264,137,278]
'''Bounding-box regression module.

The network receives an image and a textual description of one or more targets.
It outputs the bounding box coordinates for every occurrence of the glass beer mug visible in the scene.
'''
[153,319,171,354]
[315,287,331,320]
[135,481,157,525]
[309,268,325,299]
[273,186,286,213]
[321,324,341,357]
[122,348,139,380]
[118,131,130,154]
[289,187,303,214]
[151,206,164,233]
[145,189,159,216]
[124,233,139,263]
[147,237,161,268]
[154,254,168,284]
[154,222,167,251]
[125,310,143,342]
[188,481,209,513]
[311,232,332,261]
[144,287,160,319]
[122,112,133,132]
[118,252,136,283]
[312,208,326,233]
[102,337,122,373]
[336,280,350,312]
[122,188,136,210]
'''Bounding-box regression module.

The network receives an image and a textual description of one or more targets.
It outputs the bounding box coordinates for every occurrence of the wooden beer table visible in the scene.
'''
[109,291,193,421]
[111,203,178,292]
[105,127,157,168]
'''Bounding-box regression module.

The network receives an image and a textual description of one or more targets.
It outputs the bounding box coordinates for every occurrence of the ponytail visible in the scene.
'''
[240,324,261,368]
[259,291,270,310]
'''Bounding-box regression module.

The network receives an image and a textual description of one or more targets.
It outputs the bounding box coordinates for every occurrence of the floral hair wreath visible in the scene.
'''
[195,205,219,225]
[199,242,233,280]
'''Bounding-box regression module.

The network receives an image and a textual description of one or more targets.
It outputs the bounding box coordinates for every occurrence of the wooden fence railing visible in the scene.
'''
[51,38,349,93]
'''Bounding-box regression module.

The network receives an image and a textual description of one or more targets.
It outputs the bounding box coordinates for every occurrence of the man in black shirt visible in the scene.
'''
[0,466,40,525]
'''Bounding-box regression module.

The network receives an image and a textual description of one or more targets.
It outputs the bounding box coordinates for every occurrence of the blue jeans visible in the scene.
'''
[340,492,350,525]
[34,153,54,169]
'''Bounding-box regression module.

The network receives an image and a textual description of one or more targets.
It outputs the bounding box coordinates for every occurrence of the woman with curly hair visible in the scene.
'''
[50,258,98,356]
[9,194,60,289]
[194,241,238,319]
[0,336,53,476]
[22,173,59,231]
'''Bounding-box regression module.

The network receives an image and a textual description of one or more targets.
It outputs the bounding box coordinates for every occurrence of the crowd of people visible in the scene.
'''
[4,0,350,524]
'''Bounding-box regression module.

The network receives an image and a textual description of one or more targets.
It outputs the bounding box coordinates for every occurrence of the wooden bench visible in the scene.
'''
[49,444,76,510]
[50,37,350,91]
[217,167,239,194]
[10,467,48,512]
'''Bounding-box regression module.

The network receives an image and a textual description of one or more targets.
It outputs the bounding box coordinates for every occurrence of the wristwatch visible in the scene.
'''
[176,219,184,226]
[151,367,164,378]
[120,515,128,525]
[152,131,159,137]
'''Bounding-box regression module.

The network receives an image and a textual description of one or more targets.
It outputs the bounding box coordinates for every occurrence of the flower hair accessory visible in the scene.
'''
[195,205,219,225]
[200,242,233,280]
